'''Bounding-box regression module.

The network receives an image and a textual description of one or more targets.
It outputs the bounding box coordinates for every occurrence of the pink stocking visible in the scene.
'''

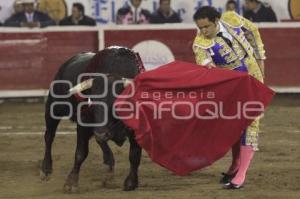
[231,145,254,185]
[227,139,241,175]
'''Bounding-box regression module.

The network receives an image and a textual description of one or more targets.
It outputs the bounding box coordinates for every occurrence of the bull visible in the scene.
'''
[40,47,143,192]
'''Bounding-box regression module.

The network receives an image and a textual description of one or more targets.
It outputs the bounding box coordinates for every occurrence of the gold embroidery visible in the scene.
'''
[193,34,215,49]
[221,11,244,28]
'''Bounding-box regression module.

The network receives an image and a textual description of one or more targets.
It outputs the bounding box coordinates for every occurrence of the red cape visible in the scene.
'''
[115,61,274,175]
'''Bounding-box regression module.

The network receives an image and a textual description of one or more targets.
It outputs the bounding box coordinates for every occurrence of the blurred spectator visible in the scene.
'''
[243,0,277,22]
[38,0,67,24]
[116,0,151,24]
[4,0,55,28]
[150,0,181,24]
[59,3,95,26]
[226,0,237,12]
[14,0,24,14]
[0,0,18,24]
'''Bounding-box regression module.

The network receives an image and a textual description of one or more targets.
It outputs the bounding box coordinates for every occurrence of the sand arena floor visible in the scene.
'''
[0,94,299,199]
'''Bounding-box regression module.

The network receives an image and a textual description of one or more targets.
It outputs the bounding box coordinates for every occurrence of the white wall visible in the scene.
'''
[0,0,292,24]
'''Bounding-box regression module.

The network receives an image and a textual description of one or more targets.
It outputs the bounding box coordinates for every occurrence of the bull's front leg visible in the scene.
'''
[96,140,115,171]
[124,132,142,191]
[96,140,115,187]
[40,110,60,181]
[63,126,93,193]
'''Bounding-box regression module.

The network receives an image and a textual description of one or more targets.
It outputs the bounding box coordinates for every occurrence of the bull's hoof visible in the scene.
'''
[123,176,138,191]
[63,173,79,193]
[39,170,51,181]
[101,164,114,187]
[63,183,80,194]
[40,160,52,181]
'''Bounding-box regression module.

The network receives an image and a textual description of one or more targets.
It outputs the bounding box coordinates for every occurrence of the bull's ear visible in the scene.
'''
[69,78,94,94]
[122,78,133,87]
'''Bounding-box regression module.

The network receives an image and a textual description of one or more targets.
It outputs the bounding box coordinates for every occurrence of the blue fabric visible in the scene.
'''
[241,129,247,146]
[211,42,229,65]
[233,65,248,72]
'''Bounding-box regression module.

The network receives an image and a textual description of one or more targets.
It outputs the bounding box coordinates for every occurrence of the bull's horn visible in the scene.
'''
[69,78,94,94]
[122,78,133,87]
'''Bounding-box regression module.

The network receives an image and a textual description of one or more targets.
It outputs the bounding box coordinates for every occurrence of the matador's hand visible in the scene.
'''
[207,63,216,69]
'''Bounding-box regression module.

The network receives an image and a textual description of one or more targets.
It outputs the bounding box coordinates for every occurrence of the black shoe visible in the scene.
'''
[223,182,243,190]
[220,172,235,184]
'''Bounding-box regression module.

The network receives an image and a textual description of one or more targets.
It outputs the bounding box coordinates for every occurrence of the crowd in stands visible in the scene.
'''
[0,0,278,28]
[243,0,277,22]
[116,0,181,24]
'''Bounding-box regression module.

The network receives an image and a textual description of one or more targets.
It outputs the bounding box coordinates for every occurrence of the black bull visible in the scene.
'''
[40,47,143,192]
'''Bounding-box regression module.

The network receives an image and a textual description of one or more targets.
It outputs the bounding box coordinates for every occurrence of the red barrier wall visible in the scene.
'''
[260,28,300,87]
[0,25,299,95]
[104,27,300,88]
[0,31,98,90]
[104,29,196,62]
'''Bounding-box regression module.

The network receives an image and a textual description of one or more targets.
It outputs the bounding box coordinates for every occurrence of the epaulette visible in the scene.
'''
[193,33,214,49]
[221,11,244,28]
